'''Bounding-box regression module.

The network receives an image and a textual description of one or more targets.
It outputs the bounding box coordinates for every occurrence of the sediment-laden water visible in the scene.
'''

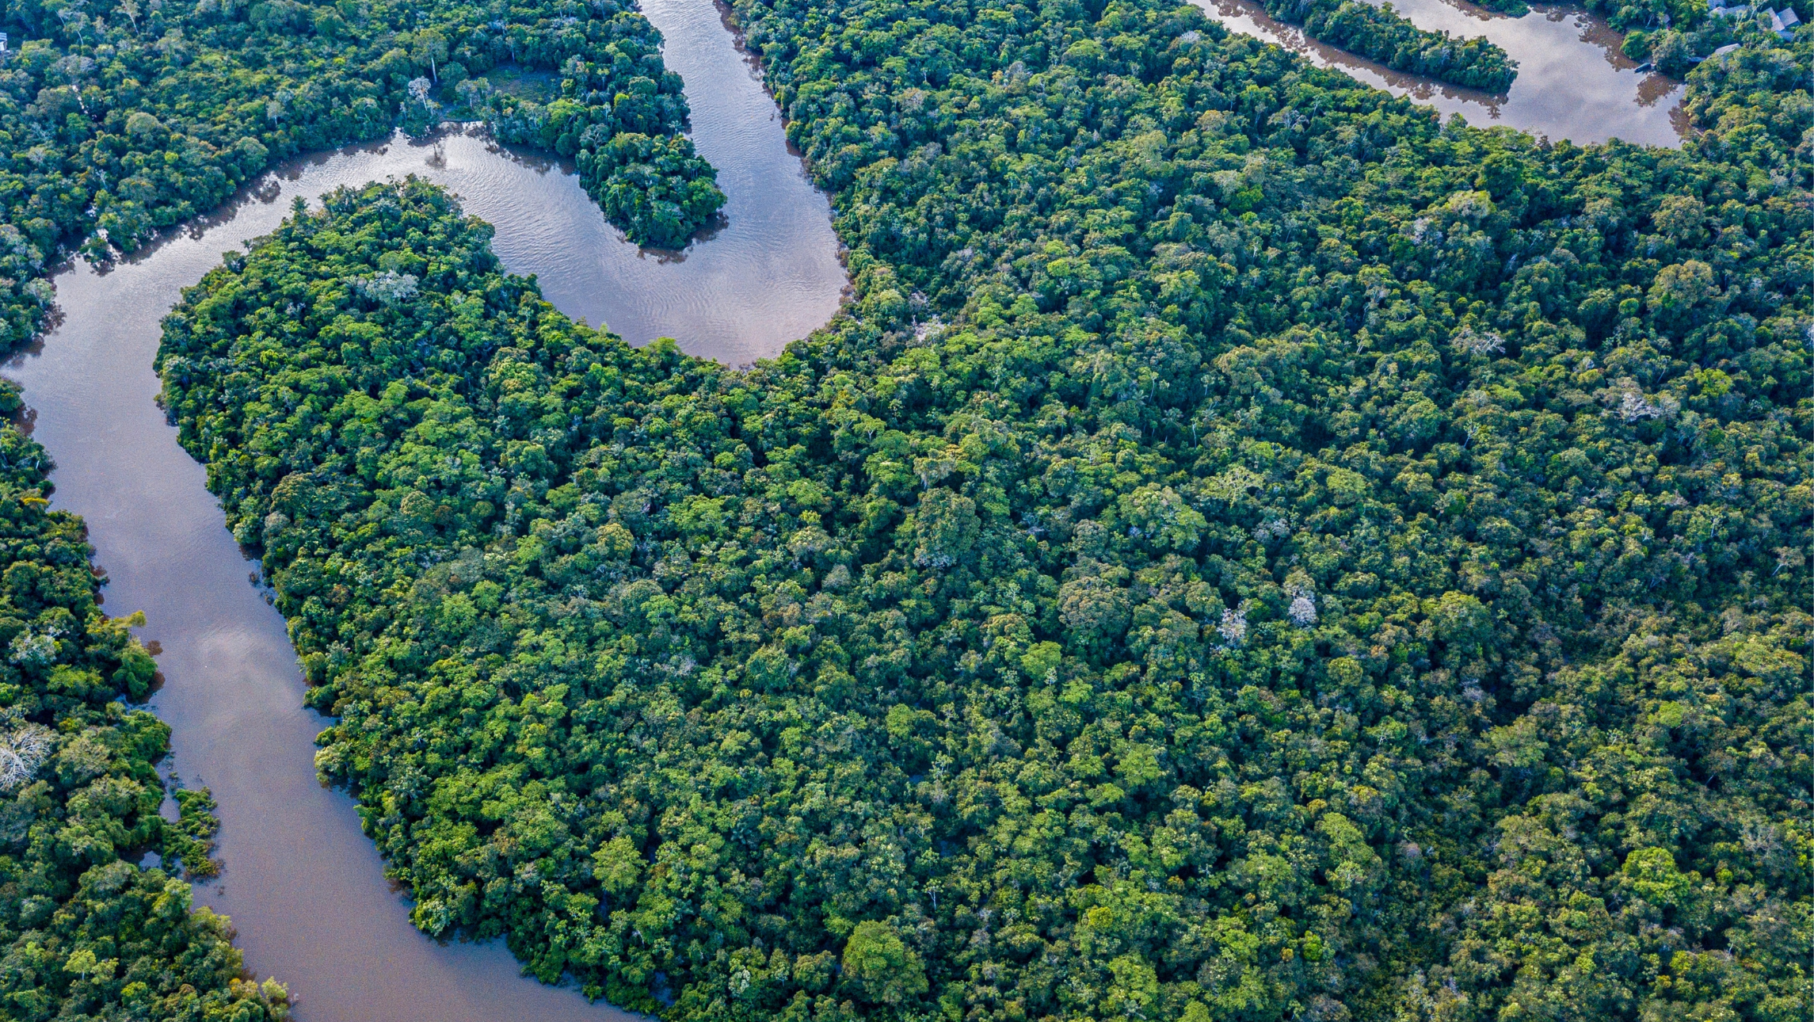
[3,0,843,1018]
[2,0,1690,1017]
[1193,0,1687,146]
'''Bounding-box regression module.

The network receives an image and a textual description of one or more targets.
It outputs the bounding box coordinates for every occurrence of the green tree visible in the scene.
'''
[842,922,928,1006]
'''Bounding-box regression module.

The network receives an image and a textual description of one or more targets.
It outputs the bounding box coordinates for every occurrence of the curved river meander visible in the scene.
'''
[1192,0,1686,147]
[2,0,1679,1018]
[6,0,839,1018]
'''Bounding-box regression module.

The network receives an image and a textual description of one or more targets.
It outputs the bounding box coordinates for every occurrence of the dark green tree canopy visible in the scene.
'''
[155,2,1810,1016]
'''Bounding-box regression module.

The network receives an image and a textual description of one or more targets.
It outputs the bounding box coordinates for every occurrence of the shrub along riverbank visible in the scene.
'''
[157,0,1809,1019]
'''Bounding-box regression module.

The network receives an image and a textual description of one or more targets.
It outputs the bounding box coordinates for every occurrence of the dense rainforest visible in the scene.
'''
[0,0,725,1015]
[0,0,719,357]
[151,0,1812,1018]
[1599,0,1793,76]
[0,383,289,1020]
[1252,0,1517,93]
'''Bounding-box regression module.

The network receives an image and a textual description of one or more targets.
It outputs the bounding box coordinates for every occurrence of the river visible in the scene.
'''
[1191,0,1687,146]
[3,0,841,1019]
[3,0,1684,1017]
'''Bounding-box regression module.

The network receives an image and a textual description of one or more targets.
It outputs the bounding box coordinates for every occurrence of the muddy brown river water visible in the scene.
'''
[1192,0,1687,147]
[5,0,839,1018]
[3,0,1683,1018]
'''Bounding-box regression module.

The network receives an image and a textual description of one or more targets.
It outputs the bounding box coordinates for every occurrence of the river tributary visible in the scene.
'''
[2,0,1689,1016]
[3,0,842,1018]
[1191,0,1687,146]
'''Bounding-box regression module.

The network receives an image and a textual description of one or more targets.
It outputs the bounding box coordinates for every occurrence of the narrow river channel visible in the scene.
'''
[1,0,1684,1016]
[4,0,842,1019]
[1192,0,1687,146]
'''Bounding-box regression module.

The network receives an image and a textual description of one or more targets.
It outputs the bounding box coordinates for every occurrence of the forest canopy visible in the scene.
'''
[155,0,1810,1019]
[0,0,732,1015]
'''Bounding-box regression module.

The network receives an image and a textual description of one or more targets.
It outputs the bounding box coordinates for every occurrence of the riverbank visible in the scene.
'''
[1,0,843,1015]
[1192,0,1687,145]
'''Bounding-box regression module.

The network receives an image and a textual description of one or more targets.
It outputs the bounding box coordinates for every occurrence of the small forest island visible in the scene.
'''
[0,0,1808,1018]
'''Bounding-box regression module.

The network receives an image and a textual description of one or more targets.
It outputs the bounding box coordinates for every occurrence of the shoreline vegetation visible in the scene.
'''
[0,0,726,1015]
[1256,0,1520,91]
[0,381,289,1018]
[154,0,1809,1020]
[0,0,1805,1016]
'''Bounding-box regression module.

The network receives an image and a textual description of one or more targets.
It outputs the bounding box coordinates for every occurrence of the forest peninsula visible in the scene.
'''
[0,0,1808,1019]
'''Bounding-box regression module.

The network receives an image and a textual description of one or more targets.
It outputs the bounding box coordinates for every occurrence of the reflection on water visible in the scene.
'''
[461,0,846,364]
[2,0,843,1019]
[0,0,1696,1013]
[9,147,655,1022]
[1192,0,1688,146]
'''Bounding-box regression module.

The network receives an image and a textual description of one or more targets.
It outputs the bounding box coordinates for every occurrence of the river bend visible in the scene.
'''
[2,0,1683,1017]
[1193,0,1687,147]
[4,0,842,1018]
